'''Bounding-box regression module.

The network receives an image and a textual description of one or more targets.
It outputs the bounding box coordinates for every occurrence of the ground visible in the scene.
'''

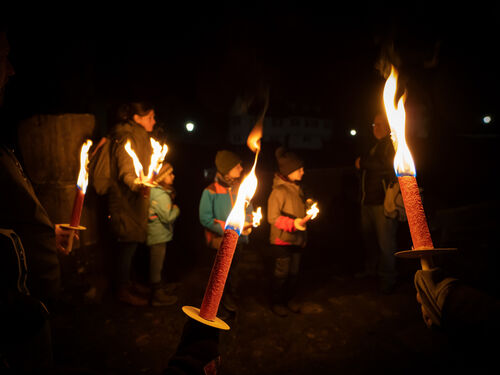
[49,236,490,375]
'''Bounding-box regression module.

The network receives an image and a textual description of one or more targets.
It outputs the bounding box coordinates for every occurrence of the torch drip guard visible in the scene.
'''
[182,306,230,330]
[59,224,87,231]
[395,247,457,259]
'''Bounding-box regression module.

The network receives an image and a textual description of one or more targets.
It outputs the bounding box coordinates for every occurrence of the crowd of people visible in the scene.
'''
[2,29,499,374]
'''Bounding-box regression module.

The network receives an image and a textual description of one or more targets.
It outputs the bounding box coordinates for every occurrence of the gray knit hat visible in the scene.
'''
[215,150,241,175]
[275,146,303,176]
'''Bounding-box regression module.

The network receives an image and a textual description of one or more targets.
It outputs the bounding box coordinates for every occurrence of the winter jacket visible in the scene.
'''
[199,175,252,249]
[107,121,153,242]
[0,145,60,303]
[147,186,180,246]
[267,173,307,247]
[359,135,396,205]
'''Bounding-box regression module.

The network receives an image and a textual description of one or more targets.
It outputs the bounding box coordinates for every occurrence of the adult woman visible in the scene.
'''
[107,102,156,306]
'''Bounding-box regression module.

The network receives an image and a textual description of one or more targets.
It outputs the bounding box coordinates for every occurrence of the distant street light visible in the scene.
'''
[186,122,195,132]
[350,129,357,136]
[482,115,492,124]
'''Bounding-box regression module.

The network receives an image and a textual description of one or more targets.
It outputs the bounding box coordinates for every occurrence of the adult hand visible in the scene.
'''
[55,224,78,254]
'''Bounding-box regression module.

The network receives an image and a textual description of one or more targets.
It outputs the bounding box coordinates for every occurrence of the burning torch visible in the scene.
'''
[60,139,93,254]
[383,65,456,269]
[182,96,266,330]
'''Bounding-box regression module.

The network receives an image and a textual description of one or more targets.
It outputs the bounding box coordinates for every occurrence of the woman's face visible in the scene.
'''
[134,110,156,132]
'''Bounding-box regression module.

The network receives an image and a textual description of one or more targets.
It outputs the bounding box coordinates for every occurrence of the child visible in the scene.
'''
[199,150,253,315]
[267,146,308,317]
[147,163,180,306]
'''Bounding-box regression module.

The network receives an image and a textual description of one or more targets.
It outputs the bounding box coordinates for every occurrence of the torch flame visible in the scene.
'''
[247,121,263,153]
[225,157,258,233]
[76,139,93,193]
[307,202,319,220]
[226,110,264,233]
[252,207,262,227]
[383,66,416,177]
[146,138,168,181]
[124,140,144,179]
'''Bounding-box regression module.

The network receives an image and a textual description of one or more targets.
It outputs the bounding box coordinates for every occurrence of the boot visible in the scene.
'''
[117,286,148,306]
[151,286,177,307]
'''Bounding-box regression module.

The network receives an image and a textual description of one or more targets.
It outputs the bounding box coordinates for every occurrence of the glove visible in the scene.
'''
[414,267,458,327]
[164,319,220,375]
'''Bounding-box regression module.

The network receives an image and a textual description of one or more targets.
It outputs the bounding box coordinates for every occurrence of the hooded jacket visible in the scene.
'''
[267,173,307,247]
[199,175,251,249]
[147,185,180,246]
[107,121,153,242]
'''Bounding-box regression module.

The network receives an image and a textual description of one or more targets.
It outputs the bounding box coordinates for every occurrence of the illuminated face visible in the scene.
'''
[287,167,304,182]
[163,169,175,185]
[226,163,243,179]
[134,110,156,132]
[372,114,390,140]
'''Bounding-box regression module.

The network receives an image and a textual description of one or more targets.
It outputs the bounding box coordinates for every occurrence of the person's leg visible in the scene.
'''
[373,204,398,293]
[221,243,243,312]
[149,242,167,285]
[286,248,302,313]
[117,241,138,287]
[116,242,147,306]
[358,205,378,277]
[150,242,177,306]
[271,249,291,317]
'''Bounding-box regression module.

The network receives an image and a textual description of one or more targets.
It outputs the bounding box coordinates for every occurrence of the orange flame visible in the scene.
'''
[226,112,264,233]
[383,66,416,177]
[307,202,319,220]
[225,156,258,233]
[76,139,93,193]
[146,138,168,181]
[252,207,262,227]
[247,121,263,153]
[124,140,144,179]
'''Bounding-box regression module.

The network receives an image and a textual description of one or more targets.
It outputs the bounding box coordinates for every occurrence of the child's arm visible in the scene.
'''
[199,189,224,236]
[267,189,297,233]
[152,189,180,224]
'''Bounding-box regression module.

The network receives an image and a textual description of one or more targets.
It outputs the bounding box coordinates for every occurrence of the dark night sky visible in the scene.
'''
[3,4,499,140]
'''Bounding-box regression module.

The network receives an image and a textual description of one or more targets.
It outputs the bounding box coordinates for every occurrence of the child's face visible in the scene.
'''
[226,163,243,179]
[163,170,175,185]
[287,167,304,182]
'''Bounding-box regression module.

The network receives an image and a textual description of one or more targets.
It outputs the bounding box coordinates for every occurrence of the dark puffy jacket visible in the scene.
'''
[359,135,396,205]
[107,121,153,242]
[0,145,60,304]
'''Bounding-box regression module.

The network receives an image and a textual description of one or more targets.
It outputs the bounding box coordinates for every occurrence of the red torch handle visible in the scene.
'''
[398,176,433,249]
[199,229,239,321]
[398,176,434,269]
[70,187,85,228]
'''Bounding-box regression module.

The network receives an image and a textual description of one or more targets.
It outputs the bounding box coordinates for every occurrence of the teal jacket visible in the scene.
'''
[147,186,180,246]
[199,176,252,249]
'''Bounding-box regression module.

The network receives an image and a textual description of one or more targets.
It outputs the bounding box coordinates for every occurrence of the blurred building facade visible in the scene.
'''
[228,114,333,150]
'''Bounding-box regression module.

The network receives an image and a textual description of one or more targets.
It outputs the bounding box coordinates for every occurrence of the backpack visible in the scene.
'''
[88,137,114,195]
[383,181,407,222]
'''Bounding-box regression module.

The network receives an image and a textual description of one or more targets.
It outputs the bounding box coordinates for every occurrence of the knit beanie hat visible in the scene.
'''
[275,146,303,176]
[215,150,241,175]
